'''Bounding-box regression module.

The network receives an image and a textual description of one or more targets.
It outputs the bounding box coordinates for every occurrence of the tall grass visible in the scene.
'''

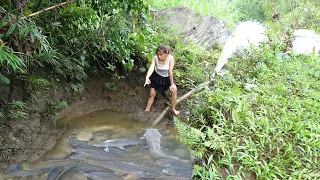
[145,0,240,25]
[173,44,320,179]
[145,0,320,178]
[147,0,320,29]
[144,0,320,179]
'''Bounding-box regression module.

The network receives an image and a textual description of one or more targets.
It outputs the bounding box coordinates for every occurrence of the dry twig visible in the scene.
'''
[152,80,213,126]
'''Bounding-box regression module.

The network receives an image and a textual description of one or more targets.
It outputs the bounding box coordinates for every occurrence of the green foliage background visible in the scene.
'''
[0,0,155,121]
[146,0,320,179]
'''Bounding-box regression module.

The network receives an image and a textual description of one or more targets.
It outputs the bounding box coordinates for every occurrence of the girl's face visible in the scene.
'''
[156,50,168,61]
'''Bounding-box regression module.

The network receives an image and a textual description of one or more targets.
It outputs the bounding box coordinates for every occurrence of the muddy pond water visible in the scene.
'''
[2,110,192,180]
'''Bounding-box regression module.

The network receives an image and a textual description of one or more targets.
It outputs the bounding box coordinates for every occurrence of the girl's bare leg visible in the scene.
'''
[145,88,156,111]
[170,88,180,115]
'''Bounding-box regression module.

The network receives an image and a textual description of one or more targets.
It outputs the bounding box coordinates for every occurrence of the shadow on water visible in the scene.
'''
[1,109,192,180]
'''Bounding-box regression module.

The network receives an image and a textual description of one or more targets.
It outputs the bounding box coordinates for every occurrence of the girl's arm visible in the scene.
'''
[168,55,175,86]
[144,56,156,86]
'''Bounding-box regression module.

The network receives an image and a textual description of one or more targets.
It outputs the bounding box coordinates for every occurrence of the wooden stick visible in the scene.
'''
[0,1,74,28]
[152,80,213,126]
[22,0,75,19]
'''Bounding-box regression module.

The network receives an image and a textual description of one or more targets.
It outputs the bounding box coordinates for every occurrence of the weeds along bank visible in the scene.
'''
[173,16,320,180]
[145,0,320,179]
[172,23,320,179]
[151,20,320,179]
[174,49,320,179]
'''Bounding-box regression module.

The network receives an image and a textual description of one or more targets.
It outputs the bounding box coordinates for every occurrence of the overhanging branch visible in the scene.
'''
[22,0,75,19]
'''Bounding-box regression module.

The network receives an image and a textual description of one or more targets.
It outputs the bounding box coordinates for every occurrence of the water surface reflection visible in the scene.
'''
[3,110,192,180]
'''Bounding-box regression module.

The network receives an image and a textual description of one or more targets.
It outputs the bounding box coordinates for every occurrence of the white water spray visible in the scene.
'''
[215,21,268,74]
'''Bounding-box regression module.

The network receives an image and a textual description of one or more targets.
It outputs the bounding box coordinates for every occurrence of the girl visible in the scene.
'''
[144,44,180,115]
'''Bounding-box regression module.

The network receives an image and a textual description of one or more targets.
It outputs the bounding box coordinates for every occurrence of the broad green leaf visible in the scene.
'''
[30,31,35,43]
[207,154,214,165]
[0,16,7,29]
[6,23,16,36]
[138,34,145,47]
[0,73,10,85]
[0,6,7,13]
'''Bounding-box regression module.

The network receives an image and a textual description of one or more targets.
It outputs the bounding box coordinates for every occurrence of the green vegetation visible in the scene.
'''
[8,101,26,121]
[146,0,320,179]
[174,49,320,179]
[146,0,239,25]
[48,100,68,112]
[0,0,319,178]
[147,0,320,29]
[104,82,117,91]
[0,0,152,121]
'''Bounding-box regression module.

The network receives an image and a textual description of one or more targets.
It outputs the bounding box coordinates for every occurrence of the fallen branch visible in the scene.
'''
[152,80,213,126]
[0,1,74,28]
[22,0,74,19]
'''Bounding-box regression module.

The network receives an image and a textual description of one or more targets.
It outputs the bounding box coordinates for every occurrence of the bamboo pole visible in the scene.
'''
[152,80,213,126]
[1,1,74,28]
[22,0,75,19]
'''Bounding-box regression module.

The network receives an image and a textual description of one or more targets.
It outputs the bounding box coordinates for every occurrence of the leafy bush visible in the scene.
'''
[175,40,320,179]
[32,0,150,74]
[48,100,68,111]
[68,83,86,94]
[104,82,117,91]
[146,0,241,26]
[0,44,26,82]
[282,0,320,33]
[173,42,219,87]
[1,0,152,87]
[8,101,27,120]
[0,0,153,122]
[231,0,269,22]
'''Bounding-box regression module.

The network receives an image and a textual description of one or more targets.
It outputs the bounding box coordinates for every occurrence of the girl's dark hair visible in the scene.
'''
[156,44,169,54]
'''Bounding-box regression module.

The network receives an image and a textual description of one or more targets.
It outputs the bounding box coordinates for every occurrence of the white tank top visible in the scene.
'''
[155,55,171,77]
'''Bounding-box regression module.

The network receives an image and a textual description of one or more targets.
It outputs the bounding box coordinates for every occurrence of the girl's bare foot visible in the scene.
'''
[172,109,180,116]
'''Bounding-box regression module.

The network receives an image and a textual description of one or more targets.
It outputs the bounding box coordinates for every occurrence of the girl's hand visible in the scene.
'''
[169,84,177,92]
[144,79,151,87]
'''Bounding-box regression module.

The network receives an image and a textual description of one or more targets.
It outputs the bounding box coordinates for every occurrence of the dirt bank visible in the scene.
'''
[57,73,170,122]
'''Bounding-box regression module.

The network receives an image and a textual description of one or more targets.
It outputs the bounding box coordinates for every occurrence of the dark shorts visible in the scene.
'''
[150,71,170,93]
